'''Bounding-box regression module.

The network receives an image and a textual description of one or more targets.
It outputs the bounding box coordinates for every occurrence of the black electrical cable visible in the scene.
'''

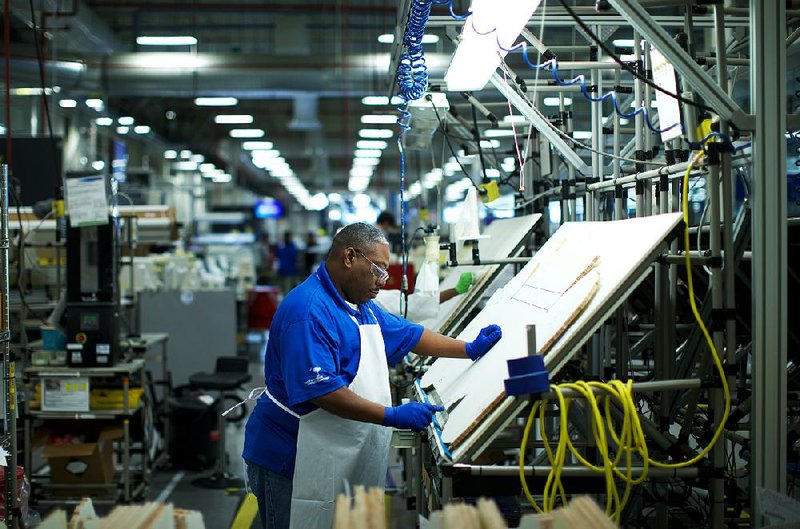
[470,104,488,183]
[428,100,480,188]
[555,0,715,114]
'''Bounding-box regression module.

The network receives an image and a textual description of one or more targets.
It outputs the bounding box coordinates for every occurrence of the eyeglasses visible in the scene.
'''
[353,249,389,283]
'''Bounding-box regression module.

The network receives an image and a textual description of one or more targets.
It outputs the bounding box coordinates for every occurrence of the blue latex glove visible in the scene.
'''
[465,324,502,361]
[383,402,444,432]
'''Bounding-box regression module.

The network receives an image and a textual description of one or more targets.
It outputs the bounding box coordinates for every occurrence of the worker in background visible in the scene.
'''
[276,231,298,294]
[302,231,318,276]
[256,233,276,285]
[373,271,474,322]
[242,223,502,529]
[376,210,403,255]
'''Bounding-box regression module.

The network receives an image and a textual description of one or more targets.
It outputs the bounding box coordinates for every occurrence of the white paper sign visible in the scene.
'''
[42,377,90,412]
[66,176,109,227]
[650,46,684,143]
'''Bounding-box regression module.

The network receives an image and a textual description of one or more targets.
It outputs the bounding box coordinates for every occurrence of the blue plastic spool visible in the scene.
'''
[504,355,550,396]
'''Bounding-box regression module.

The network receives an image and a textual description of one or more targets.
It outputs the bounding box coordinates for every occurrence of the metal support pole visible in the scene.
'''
[750,1,788,524]
[707,160,726,529]
[1,165,17,528]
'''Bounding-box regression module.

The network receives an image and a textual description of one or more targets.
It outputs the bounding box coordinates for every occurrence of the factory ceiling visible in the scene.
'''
[3,1,790,207]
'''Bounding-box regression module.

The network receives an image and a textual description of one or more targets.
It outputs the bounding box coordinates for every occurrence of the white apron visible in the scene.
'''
[287,307,392,529]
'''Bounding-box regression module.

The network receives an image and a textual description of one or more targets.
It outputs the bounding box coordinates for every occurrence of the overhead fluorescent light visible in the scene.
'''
[11,86,60,96]
[174,161,198,171]
[194,97,238,106]
[328,193,342,202]
[353,157,380,167]
[134,125,151,134]
[360,115,397,124]
[349,167,374,178]
[116,126,130,134]
[356,140,388,150]
[180,150,192,159]
[92,160,105,171]
[199,163,215,173]
[230,128,265,138]
[348,176,370,192]
[445,0,543,91]
[212,173,232,183]
[59,99,77,108]
[118,116,135,126]
[96,117,113,126]
[307,193,329,211]
[352,193,371,208]
[485,129,516,138]
[543,96,572,107]
[214,114,254,124]
[164,150,178,159]
[479,139,501,149]
[328,209,342,221]
[503,115,527,124]
[612,39,636,48]
[354,149,382,158]
[361,96,405,106]
[86,98,104,110]
[242,141,273,150]
[191,154,205,163]
[252,150,282,160]
[377,33,439,44]
[573,131,592,140]
[485,168,501,178]
[137,35,198,46]
[359,129,394,139]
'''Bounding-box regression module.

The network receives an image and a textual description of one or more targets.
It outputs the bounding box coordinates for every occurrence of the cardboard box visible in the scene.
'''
[41,426,123,496]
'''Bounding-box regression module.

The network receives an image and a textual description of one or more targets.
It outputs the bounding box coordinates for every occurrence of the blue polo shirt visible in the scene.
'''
[243,263,424,478]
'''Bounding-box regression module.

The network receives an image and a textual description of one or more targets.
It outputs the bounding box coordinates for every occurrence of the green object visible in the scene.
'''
[455,272,474,295]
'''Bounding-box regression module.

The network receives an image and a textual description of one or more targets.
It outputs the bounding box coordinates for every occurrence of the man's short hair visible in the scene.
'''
[376,211,396,227]
[328,222,388,259]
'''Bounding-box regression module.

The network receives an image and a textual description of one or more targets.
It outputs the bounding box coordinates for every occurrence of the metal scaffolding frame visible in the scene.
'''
[391,2,795,528]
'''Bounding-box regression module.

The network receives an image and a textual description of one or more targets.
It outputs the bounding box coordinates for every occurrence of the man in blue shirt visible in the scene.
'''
[243,223,502,529]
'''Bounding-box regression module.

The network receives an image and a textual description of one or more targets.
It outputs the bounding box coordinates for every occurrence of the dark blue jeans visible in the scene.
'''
[245,460,293,529]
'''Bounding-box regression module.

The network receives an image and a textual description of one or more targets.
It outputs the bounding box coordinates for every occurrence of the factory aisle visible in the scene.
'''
[143,335,419,528]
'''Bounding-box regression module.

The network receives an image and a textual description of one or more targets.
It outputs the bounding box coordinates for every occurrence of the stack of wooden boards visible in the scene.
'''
[33,498,205,529]
[332,488,615,529]
[428,496,619,529]
[333,486,386,529]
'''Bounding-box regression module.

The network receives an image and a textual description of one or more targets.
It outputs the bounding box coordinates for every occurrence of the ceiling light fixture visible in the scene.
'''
[356,140,388,150]
[194,97,238,107]
[445,0,542,91]
[174,161,198,171]
[242,141,273,150]
[484,129,516,138]
[137,35,198,46]
[86,98,103,110]
[118,116,135,126]
[96,117,113,126]
[214,114,254,124]
[134,125,151,134]
[116,126,130,134]
[180,150,192,159]
[377,33,438,44]
[358,129,394,139]
[361,96,405,106]
[164,150,178,159]
[191,154,205,163]
[354,149,382,159]
[360,115,397,124]
[230,129,265,138]
[58,99,77,108]
[543,96,572,107]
